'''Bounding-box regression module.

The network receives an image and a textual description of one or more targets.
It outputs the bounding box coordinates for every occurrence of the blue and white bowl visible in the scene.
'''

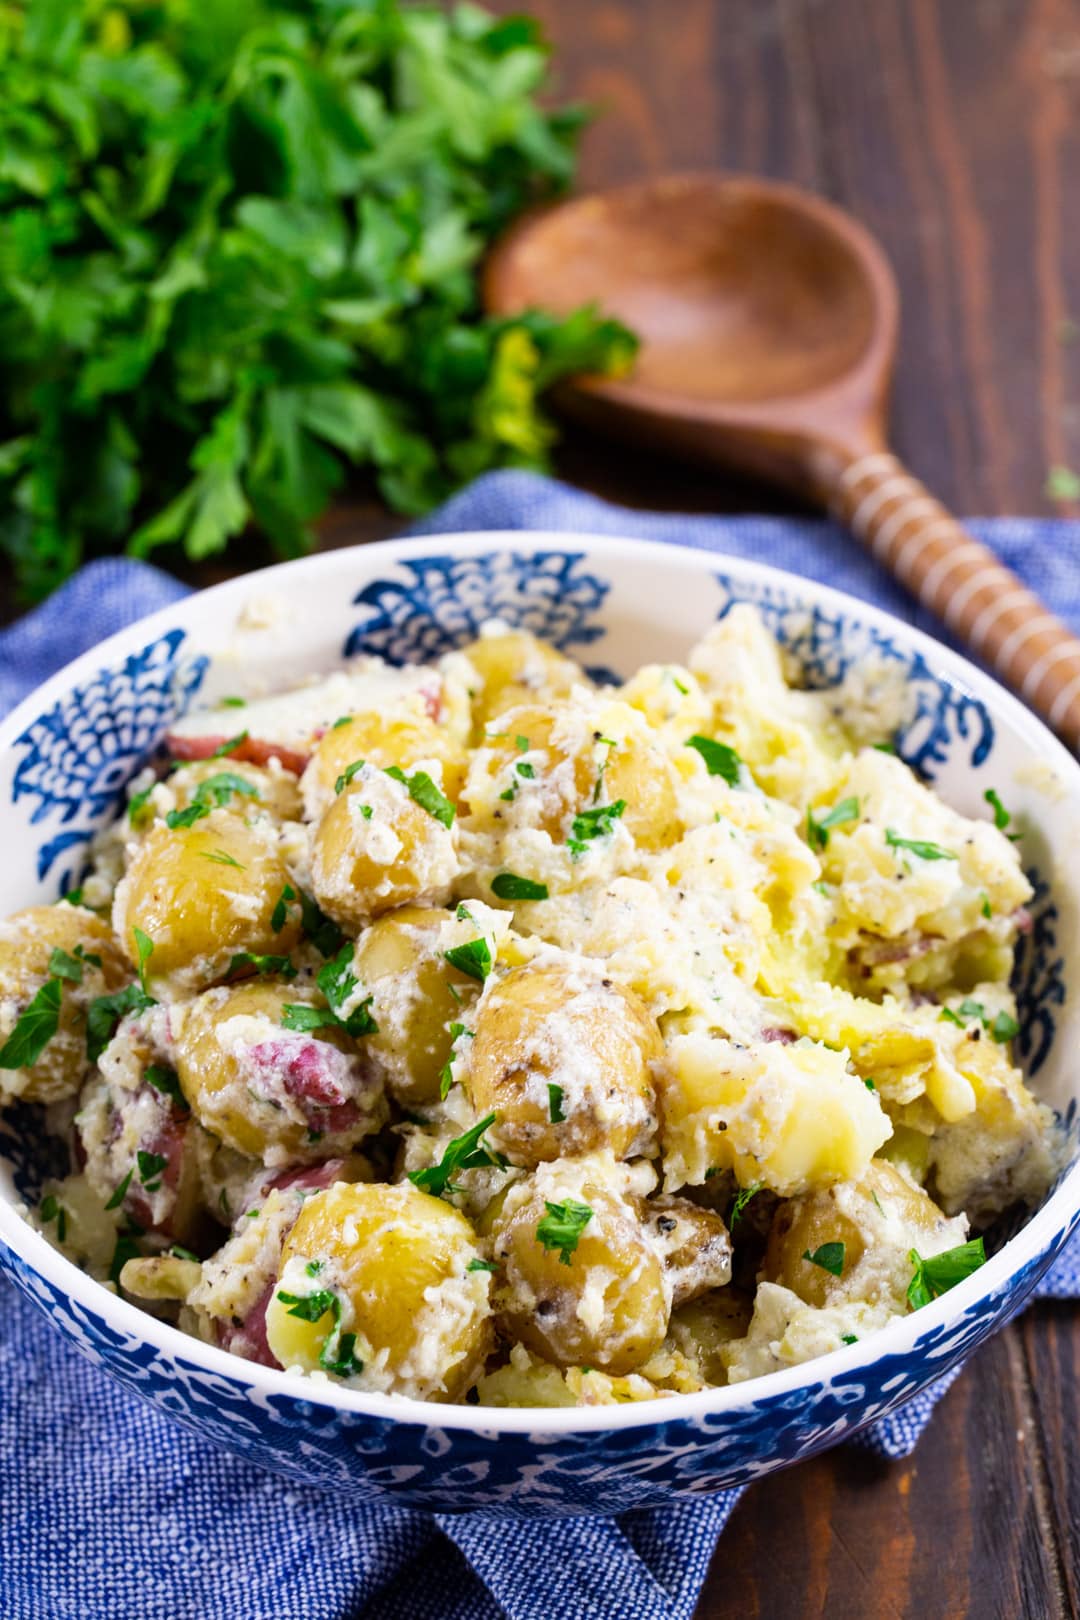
[1,532,1078,1516]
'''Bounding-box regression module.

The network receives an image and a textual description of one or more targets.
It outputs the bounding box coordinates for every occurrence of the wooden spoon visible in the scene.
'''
[484,173,1080,751]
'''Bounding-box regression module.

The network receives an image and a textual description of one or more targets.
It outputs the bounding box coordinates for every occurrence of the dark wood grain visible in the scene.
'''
[466,3,1080,1617]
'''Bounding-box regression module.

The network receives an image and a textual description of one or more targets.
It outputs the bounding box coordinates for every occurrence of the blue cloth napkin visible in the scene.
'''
[2,470,1079,1620]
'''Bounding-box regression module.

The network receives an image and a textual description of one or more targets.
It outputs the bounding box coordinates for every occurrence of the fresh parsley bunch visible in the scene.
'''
[0,0,635,598]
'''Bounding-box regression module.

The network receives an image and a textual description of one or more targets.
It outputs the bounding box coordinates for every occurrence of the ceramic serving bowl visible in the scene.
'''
[1,531,1079,1518]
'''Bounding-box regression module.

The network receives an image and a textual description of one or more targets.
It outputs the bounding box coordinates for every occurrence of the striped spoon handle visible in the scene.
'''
[833,451,1080,753]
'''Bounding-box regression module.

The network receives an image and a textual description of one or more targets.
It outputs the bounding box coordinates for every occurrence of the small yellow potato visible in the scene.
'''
[349,907,472,1107]
[492,1155,670,1374]
[462,631,586,734]
[642,1197,733,1307]
[0,905,127,1104]
[762,1158,968,1311]
[265,1180,493,1399]
[309,766,458,930]
[667,1289,755,1386]
[465,699,680,854]
[120,1253,202,1302]
[301,712,466,820]
[163,759,302,826]
[661,1032,892,1197]
[113,812,302,994]
[174,981,385,1165]
[467,962,661,1164]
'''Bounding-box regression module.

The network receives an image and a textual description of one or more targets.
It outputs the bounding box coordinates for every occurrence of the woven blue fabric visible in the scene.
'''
[1,470,1078,1620]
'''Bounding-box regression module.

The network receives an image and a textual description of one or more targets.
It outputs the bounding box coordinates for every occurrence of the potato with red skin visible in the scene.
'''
[113,812,302,994]
[466,963,661,1165]
[492,1157,669,1374]
[0,905,127,1104]
[173,980,385,1166]
[309,766,458,930]
[301,713,466,819]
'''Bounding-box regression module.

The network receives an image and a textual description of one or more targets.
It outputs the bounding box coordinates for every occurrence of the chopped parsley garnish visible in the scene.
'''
[0,978,63,1070]
[907,1238,986,1310]
[227,951,298,981]
[193,771,260,808]
[105,1168,133,1211]
[981,893,993,920]
[170,1245,200,1262]
[407,1112,505,1199]
[320,1331,364,1379]
[127,782,156,824]
[133,927,155,992]
[86,983,156,1063]
[60,888,85,907]
[872,740,896,754]
[490,872,549,901]
[984,787,1020,839]
[939,999,1019,1043]
[334,759,366,794]
[137,1150,168,1192]
[166,802,210,829]
[567,800,626,859]
[802,1241,846,1277]
[40,1194,67,1242]
[221,697,246,709]
[806,797,860,852]
[686,734,741,786]
[281,998,376,1038]
[48,945,98,983]
[841,1333,858,1344]
[515,735,530,753]
[358,804,374,820]
[145,1065,189,1111]
[315,944,379,1037]
[499,784,517,802]
[439,1023,472,1099]
[516,761,536,780]
[296,887,344,958]
[729,1182,762,1229]
[864,1077,877,1091]
[277,1288,337,1323]
[468,1258,498,1273]
[305,1259,323,1276]
[210,731,249,758]
[201,849,245,869]
[383,765,456,828]
[536,1198,593,1266]
[331,715,352,729]
[884,829,957,861]
[548,1083,566,1123]
[670,672,690,696]
[444,936,494,981]
[271,883,296,933]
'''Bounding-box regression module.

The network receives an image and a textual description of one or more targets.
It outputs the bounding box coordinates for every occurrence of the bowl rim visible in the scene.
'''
[1,525,1078,1438]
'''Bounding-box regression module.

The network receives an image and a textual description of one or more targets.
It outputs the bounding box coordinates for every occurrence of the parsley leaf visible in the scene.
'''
[166,802,210,829]
[315,944,379,1037]
[86,984,156,1064]
[281,1004,344,1035]
[320,1331,364,1380]
[567,800,626,859]
[0,978,63,1070]
[939,999,1019,1043]
[407,1113,505,1199]
[133,928,155,992]
[884,829,957,861]
[536,1199,593,1265]
[276,1289,337,1323]
[490,873,550,901]
[686,734,741,786]
[271,884,296,934]
[384,766,456,828]
[802,1242,846,1277]
[729,1182,762,1229]
[137,1150,168,1191]
[145,1065,188,1111]
[548,1083,566,1123]
[48,947,87,984]
[127,783,156,825]
[296,888,343,959]
[335,759,366,794]
[907,1238,986,1310]
[210,732,249,759]
[807,798,860,852]
[226,952,297,981]
[468,1258,498,1273]
[105,1169,133,1212]
[444,937,494,981]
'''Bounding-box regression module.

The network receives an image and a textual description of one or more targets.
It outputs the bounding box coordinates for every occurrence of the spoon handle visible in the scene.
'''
[833,451,1080,753]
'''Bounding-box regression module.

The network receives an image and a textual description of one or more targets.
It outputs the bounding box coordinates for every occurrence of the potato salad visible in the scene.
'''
[4,609,1057,1407]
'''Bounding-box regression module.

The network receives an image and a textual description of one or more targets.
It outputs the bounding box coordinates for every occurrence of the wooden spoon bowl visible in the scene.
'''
[485,173,1080,750]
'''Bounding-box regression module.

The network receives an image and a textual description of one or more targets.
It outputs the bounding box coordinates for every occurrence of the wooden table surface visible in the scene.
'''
[309,2,1080,1613]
